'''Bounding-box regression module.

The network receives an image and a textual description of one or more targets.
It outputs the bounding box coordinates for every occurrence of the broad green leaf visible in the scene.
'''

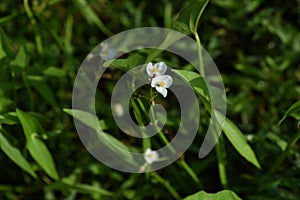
[215,111,261,169]
[183,190,242,200]
[16,109,59,180]
[173,0,209,35]
[10,46,28,68]
[279,100,300,124]
[0,131,37,178]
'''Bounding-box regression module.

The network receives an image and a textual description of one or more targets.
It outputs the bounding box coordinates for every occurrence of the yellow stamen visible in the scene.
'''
[158,81,165,87]
[152,68,158,73]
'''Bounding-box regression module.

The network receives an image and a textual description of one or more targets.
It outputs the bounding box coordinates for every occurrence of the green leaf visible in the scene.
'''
[0,82,22,92]
[43,66,66,78]
[0,97,13,113]
[63,109,100,130]
[279,100,300,124]
[183,190,242,200]
[104,53,145,70]
[64,109,137,166]
[16,109,59,180]
[0,112,19,125]
[0,28,14,59]
[48,180,113,196]
[26,75,57,107]
[10,46,29,68]
[0,130,37,178]
[173,69,211,111]
[215,111,261,169]
[173,0,209,35]
[72,0,112,36]
[173,69,210,101]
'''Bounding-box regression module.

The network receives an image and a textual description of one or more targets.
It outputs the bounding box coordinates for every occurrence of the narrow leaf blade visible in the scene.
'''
[279,100,300,124]
[16,109,59,180]
[173,0,209,34]
[0,131,37,178]
[216,111,261,169]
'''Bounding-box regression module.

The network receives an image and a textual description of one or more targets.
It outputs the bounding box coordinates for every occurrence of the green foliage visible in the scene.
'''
[183,190,242,200]
[0,0,299,199]
[16,109,59,180]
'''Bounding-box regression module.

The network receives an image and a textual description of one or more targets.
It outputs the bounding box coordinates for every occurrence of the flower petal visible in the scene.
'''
[151,76,162,87]
[99,42,117,61]
[161,75,173,88]
[155,86,168,97]
[144,148,159,164]
[154,62,167,76]
[146,62,154,77]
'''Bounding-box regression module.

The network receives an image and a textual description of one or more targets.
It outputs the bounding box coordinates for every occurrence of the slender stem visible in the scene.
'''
[131,98,150,150]
[178,159,203,189]
[22,72,34,111]
[24,0,43,54]
[151,172,181,200]
[148,104,175,154]
[215,134,229,188]
[194,32,205,77]
[269,131,300,173]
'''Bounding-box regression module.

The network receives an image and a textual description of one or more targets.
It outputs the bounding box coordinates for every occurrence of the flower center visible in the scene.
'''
[147,154,153,159]
[158,81,165,87]
[152,68,158,73]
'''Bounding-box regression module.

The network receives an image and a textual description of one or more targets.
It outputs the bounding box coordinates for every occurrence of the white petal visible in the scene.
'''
[155,86,167,97]
[113,103,124,117]
[146,62,154,77]
[99,43,117,60]
[151,76,162,87]
[144,148,159,164]
[161,75,173,88]
[154,62,167,76]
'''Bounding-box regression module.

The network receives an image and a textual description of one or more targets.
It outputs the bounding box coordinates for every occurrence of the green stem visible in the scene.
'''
[22,72,34,111]
[179,159,203,189]
[194,32,205,77]
[131,98,150,150]
[148,103,176,154]
[151,172,181,200]
[24,0,43,54]
[269,131,300,173]
[215,134,229,188]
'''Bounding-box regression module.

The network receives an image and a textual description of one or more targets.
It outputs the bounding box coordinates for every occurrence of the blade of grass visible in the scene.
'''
[215,135,229,188]
[23,0,43,54]
[151,172,181,200]
[269,131,300,173]
[178,159,203,189]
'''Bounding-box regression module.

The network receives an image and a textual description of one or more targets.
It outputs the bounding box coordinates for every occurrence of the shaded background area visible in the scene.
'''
[0,0,299,199]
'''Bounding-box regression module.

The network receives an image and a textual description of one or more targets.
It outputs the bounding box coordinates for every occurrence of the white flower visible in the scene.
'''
[144,148,159,164]
[151,75,173,97]
[146,62,167,77]
[113,103,124,117]
[99,42,117,61]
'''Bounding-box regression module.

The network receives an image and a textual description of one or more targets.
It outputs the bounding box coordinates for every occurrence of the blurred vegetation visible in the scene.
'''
[0,0,299,199]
